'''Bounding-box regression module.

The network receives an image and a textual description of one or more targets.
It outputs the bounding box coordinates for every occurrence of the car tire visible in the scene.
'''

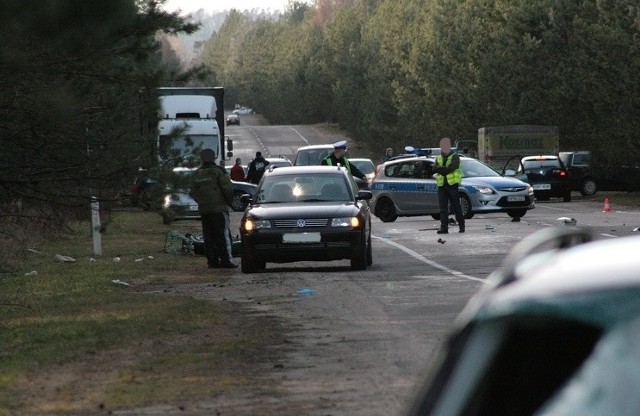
[459,194,474,219]
[241,244,258,274]
[366,230,373,266]
[580,179,597,196]
[231,191,247,212]
[351,233,368,271]
[431,214,441,220]
[508,209,527,219]
[162,213,173,225]
[375,198,398,222]
[563,192,572,202]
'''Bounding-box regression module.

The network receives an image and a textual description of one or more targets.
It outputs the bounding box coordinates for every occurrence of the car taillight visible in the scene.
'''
[553,169,568,177]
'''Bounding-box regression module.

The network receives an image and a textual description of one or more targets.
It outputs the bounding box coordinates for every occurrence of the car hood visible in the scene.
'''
[246,202,360,219]
[463,176,529,189]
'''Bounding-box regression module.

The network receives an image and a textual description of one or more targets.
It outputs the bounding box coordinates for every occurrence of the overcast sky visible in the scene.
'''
[163,0,311,14]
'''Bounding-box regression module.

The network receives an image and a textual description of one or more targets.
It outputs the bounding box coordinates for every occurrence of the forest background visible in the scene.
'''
[1,0,639,270]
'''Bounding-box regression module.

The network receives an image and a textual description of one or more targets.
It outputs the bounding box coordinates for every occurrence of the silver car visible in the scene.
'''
[370,156,534,222]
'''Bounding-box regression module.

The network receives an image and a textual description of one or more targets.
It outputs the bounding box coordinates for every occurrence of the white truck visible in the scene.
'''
[156,87,232,167]
[476,125,559,169]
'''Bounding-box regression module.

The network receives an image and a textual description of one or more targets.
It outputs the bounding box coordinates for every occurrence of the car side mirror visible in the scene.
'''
[356,190,373,201]
[504,169,516,177]
[240,194,253,204]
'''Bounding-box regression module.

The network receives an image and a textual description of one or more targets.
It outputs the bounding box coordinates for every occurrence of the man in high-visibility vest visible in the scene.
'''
[321,140,367,181]
[433,137,465,234]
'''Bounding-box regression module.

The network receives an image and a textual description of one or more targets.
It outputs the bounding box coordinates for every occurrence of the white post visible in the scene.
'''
[91,197,103,256]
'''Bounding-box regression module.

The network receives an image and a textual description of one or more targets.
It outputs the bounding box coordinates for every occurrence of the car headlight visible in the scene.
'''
[243,218,271,232]
[332,217,360,227]
[527,185,535,195]
[472,186,495,195]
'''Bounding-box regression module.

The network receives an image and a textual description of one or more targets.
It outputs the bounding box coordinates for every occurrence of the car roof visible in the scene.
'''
[522,155,559,160]
[296,144,335,150]
[469,230,640,322]
[263,165,350,177]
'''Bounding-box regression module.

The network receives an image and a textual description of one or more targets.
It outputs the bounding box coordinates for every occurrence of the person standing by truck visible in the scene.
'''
[433,138,465,234]
[246,151,269,184]
[190,149,237,269]
[229,157,245,182]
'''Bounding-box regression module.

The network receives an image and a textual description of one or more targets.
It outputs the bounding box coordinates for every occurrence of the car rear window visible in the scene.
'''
[522,159,561,169]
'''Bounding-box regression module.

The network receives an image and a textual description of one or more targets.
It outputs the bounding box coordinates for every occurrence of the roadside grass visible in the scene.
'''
[0,209,269,414]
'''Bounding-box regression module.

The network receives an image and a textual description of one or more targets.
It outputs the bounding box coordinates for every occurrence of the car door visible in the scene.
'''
[412,160,439,213]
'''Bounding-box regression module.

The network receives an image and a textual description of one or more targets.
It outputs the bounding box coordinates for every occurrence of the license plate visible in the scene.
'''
[532,184,551,190]
[507,195,525,202]
[283,232,321,243]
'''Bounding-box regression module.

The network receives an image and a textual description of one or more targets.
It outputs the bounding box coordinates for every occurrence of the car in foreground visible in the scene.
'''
[349,158,376,187]
[226,114,240,126]
[407,228,640,416]
[519,155,571,202]
[293,144,334,166]
[239,165,373,273]
[370,156,534,222]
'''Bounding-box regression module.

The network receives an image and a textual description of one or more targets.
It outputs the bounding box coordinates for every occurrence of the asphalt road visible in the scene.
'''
[190,115,640,415]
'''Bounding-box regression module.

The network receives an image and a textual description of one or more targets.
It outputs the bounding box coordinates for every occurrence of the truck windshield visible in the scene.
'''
[158,134,219,166]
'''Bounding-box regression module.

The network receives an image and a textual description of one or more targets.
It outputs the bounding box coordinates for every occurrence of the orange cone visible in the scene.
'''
[603,197,611,213]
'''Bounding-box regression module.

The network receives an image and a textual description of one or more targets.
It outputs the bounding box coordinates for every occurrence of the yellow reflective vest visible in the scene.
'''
[435,153,463,186]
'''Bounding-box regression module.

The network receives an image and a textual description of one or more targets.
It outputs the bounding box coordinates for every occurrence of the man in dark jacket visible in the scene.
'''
[190,148,237,268]
[245,151,269,184]
[321,140,366,181]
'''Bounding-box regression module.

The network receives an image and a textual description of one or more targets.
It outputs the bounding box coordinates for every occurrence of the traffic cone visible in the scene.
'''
[603,197,611,213]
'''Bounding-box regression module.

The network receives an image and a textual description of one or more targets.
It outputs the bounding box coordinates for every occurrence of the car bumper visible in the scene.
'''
[242,229,364,263]
[470,194,535,213]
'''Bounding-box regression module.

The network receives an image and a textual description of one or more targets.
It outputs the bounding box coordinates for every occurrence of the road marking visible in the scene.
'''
[289,127,310,146]
[601,233,617,238]
[373,235,484,283]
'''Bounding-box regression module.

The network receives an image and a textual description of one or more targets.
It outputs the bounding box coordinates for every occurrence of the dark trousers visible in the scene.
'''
[437,184,465,231]
[201,211,232,267]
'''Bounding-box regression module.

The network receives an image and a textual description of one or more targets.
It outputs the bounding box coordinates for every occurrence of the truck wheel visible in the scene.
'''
[580,179,597,196]
[375,198,398,222]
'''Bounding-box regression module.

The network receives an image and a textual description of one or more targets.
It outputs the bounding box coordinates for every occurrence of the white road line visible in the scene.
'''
[600,233,617,238]
[373,235,484,282]
[289,127,310,146]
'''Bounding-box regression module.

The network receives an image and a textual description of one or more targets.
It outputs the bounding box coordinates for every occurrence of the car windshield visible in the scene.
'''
[460,158,502,178]
[255,173,351,203]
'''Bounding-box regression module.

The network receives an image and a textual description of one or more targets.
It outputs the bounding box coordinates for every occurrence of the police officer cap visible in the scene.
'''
[200,148,216,163]
[333,140,348,150]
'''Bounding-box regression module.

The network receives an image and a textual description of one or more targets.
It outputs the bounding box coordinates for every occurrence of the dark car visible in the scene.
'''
[226,114,240,126]
[407,227,640,416]
[239,165,373,273]
[559,151,640,196]
[519,155,571,202]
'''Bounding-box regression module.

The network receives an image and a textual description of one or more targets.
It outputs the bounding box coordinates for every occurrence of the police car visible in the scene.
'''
[370,156,534,222]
